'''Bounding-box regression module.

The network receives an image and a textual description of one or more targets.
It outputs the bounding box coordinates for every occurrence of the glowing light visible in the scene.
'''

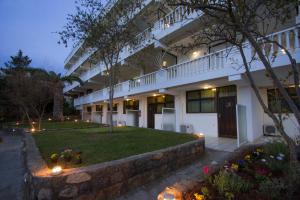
[212,88,217,92]
[66,117,70,120]
[48,118,52,121]
[32,121,36,125]
[153,94,157,97]
[281,49,286,54]
[31,128,36,133]
[74,119,78,122]
[192,51,200,58]
[86,120,90,123]
[195,133,205,138]
[162,61,167,67]
[136,79,141,83]
[51,166,62,175]
[16,122,20,126]
[203,86,210,89]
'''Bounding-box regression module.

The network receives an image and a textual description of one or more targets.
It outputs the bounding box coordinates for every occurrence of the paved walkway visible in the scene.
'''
[115,149,231,200]
[0,129,25,200]
[205,136,237,152]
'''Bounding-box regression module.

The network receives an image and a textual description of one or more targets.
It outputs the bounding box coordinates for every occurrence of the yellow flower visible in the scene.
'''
[256,148,264,153]
[231,163,239,171]
[194,193,205,200]
[244,154,251,161]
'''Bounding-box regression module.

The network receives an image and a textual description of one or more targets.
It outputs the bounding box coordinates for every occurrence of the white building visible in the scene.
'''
[64,1,300,145]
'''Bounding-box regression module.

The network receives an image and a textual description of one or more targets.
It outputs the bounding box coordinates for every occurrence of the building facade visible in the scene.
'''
[64,0,300,144]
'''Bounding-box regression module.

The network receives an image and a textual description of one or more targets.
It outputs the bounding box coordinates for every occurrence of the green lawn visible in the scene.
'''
[33,126,197,168]
[7,121,101,130]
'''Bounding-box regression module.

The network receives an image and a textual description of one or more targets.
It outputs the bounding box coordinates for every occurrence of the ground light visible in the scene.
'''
[30,128,36,133]
[74,119,78,122]
[48,118,52,121]
[51,166,62,175]
[195,133,205,138]
[15,122,20,126]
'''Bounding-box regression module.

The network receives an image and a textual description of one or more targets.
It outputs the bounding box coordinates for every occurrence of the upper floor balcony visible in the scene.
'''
[73,26,300,106]
[64,4,203,79]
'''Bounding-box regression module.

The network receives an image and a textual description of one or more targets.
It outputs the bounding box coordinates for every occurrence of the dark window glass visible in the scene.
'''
[86,106,92,113]
[218,85,236,97]
[108,103,118,112]
[186,88,216,113]
[96,105,103,112]
[123,100,139,114]
[267,87,300,113]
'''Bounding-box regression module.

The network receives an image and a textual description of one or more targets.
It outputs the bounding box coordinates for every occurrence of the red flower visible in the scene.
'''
[203,166,209,175]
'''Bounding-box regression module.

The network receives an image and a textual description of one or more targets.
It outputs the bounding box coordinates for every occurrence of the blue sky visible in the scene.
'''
[0,0,77,73]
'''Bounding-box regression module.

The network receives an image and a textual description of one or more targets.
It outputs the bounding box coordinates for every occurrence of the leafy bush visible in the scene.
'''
[210,170,252,196]
[50,153,59,163]
[264,141,288,158]
[259,178,287,199]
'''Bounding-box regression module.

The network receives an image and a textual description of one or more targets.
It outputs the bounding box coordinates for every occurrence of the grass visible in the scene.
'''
[6,121,101,130]
[33,125,197,167]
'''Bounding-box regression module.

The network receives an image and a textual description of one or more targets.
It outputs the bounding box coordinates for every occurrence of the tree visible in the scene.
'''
[2,67,53,130]
[47,71,83,121]
[59,0,143,133]
[5,49,32,68]
[166,0,299,160]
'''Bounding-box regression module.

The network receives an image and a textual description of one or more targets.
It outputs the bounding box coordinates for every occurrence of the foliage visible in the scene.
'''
[210,170,252,196]
[61,149,73,162]
[50,153,59,163]
[264,141,289,157]
[4,49,31,68]
[194,193,205,200]
[258,178,287,200]
[200,186,210,199]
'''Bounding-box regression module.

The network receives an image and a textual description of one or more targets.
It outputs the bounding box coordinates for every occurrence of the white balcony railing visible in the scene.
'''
[74,26,300,107]
[156,6,198,31]
[167,50,225,80]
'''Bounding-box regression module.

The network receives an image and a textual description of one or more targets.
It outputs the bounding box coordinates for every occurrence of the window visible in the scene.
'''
[123,100,139,114]
[186,89,216,113]
[267,87,300,113]
[86,106,92,113]
[96,105,103,112]
[108,103,118,112]
[147,95,174,114]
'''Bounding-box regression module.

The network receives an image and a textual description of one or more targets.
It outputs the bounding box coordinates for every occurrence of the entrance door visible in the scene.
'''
[218,96,237,138]
[148,104,156,128]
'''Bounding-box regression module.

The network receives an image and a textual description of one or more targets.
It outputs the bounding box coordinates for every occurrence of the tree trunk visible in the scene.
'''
[53,85,64,121]
[108,80,114,134]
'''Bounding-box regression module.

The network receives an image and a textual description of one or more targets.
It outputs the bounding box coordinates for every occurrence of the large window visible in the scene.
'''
[186,89,216,113]
[96,105,103,112]
[123,100,139,114]
[147,95,174,114]
[267,87,300,113]
[107,103,118,112]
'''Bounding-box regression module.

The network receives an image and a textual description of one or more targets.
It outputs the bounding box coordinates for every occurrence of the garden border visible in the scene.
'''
[24,131,205,200]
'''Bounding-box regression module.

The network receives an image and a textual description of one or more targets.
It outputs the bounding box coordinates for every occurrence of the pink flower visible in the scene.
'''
[203,166,209,175]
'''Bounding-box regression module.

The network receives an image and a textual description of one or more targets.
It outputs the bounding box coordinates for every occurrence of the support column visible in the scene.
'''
[237,85,264,142]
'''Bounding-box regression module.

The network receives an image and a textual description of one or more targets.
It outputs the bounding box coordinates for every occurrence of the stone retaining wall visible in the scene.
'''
[25,133,205,200]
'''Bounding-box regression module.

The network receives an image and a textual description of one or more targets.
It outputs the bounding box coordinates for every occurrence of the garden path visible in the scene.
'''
[115,149,231,200]
[0,129,25,200]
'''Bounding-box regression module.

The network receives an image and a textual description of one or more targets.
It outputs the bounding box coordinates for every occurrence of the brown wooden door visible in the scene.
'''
[218,96,237,138]
[148,104,156,129]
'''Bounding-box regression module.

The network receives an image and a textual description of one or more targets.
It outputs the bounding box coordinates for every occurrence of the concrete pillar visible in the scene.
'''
[237,85,264,142]
[138,96,147,128]
[174,92,185,132]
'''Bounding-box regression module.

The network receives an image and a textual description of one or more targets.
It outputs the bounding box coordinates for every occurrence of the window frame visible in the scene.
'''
[186,89,217,113]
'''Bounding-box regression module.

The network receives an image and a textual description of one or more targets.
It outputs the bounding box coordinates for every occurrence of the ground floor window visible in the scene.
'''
[107,103,118,112]
[123,100,139,114]
[267,87,300,113]
[186,85,236,113]
[95,105,103,112]
[86,106,92,113]
[148,95,174,114]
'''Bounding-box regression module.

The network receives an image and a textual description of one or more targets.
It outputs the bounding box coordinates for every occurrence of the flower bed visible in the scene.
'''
[190,141,300,200]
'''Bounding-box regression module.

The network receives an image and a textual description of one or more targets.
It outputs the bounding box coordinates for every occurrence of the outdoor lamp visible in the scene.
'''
[51,166,62,175]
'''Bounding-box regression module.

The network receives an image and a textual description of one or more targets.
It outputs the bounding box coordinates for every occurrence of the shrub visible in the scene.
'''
[210,170,252,196]
[61,149,73,162]
[264,141,288,159]
[50,153,59,163]
[259,178,287,200]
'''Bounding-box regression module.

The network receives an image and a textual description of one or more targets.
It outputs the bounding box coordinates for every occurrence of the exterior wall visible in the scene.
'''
[237,86,264,142]
[174,91,218,137]
[138,96,148,128]
[261,89,300,140]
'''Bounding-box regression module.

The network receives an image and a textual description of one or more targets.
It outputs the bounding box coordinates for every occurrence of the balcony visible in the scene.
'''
[74,26,300,107]
[65,5,202,76]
